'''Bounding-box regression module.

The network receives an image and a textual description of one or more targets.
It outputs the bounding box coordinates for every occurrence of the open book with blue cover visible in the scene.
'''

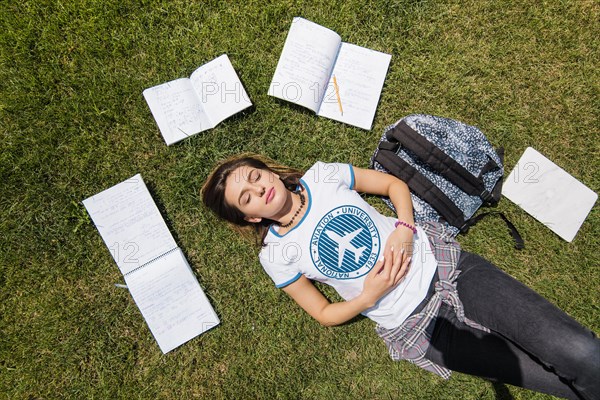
[83,174,219,353]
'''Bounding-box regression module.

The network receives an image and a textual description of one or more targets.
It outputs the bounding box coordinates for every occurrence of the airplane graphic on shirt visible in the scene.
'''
[324,229,367,269]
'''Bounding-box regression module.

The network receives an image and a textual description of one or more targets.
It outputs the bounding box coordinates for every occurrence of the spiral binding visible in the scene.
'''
[124,246,179,276]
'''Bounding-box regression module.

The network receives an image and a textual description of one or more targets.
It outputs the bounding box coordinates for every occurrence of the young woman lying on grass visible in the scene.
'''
[202,154,599,400]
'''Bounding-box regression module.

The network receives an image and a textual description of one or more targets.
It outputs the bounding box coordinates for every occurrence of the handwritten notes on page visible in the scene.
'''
[82,174,176,275]
[143,79,211,146]
[190,54,253,127]
[124,248,220,354]
[268,17,391,130]
[502,147,597,242]
[83,174,219,353]
[318,43,391,130]
[143,54,252,145]
[269,17,341,112]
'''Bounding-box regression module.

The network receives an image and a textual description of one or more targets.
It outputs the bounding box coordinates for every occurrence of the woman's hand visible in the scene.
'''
[282,240,412,326]
[384,225,414,267]
[360,248,412,308]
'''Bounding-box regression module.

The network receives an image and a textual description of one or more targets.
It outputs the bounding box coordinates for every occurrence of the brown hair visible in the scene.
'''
[201,153,303,246]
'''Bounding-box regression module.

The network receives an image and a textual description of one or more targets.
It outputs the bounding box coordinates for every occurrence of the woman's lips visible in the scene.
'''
[266,187,275,204]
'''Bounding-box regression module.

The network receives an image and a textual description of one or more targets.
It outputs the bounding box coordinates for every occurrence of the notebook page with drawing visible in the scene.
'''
[502,147,597,242]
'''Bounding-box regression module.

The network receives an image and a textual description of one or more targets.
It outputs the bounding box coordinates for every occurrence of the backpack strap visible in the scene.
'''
[462,211,525,250]
[374,147,468,229]
[375,148,524,249]
[483,146,504,203]
[375,145,524,249]
[385,121,499,204]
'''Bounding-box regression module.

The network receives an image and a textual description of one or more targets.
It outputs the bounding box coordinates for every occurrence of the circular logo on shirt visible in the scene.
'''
[310,205,380,279]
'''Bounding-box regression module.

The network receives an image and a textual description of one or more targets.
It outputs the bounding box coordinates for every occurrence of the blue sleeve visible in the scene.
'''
[275,273,302,288]
[348,164,355,190]
[259,246,304,289]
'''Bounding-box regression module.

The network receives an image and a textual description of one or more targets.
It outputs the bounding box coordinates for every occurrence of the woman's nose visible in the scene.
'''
[251,184,265,196]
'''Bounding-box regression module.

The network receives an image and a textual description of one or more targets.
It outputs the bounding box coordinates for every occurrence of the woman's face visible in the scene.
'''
[223,166,290,223]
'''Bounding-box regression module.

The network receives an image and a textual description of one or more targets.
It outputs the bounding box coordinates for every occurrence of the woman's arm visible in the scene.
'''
[352,166,414,226]
[352,166,415,263]
[282,250,411,327]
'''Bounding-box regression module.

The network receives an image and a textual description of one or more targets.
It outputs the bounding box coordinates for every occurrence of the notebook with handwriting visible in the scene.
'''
[143,54,252,145]
[83,174,219,353]
[269,17,391,130]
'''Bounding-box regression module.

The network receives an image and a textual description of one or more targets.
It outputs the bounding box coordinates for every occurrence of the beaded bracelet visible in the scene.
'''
[394,220,417,234]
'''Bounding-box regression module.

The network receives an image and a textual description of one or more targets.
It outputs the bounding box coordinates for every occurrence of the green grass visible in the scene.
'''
[1,0,598,398]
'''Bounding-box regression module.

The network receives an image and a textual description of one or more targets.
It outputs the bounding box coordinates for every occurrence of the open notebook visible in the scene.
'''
[83,174,219,353]
[502,147,597,242]
[269,17,391,130]
[143,54,252,145]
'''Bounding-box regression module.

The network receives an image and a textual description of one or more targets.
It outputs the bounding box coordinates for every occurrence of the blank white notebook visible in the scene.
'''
[502,147,597,242]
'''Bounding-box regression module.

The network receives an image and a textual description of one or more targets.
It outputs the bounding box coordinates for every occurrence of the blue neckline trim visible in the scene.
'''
[348,164,355,190]
[269,178,312,238]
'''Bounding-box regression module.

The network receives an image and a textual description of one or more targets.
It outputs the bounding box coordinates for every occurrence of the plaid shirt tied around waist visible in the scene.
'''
[375,221,490,379]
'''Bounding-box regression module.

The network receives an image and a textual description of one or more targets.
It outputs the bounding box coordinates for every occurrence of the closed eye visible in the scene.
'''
[240,169,261,205]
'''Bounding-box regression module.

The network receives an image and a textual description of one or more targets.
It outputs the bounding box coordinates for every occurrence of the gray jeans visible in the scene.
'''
[425,252,600,400]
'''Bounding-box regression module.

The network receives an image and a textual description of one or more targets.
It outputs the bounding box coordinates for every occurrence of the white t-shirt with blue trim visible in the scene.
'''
[258,162,438,329]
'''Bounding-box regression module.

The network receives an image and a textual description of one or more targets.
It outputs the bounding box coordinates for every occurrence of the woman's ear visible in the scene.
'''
[244,216,262,223]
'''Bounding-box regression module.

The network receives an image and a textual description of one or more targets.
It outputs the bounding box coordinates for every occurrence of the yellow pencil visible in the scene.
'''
[333,75,343,116]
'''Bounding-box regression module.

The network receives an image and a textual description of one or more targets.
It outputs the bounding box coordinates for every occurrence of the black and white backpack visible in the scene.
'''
[370,114,523,248]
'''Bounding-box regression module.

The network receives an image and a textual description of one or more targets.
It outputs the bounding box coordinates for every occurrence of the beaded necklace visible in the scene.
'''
[279,190,306,228]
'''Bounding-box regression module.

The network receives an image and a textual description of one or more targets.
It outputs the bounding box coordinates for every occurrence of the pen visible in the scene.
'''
[333,75,343,116]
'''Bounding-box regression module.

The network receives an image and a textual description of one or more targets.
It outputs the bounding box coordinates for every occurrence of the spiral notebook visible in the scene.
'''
[83,174,219,353]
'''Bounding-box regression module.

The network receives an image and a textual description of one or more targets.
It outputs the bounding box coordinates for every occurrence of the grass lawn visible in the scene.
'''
[1,0,598,399]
